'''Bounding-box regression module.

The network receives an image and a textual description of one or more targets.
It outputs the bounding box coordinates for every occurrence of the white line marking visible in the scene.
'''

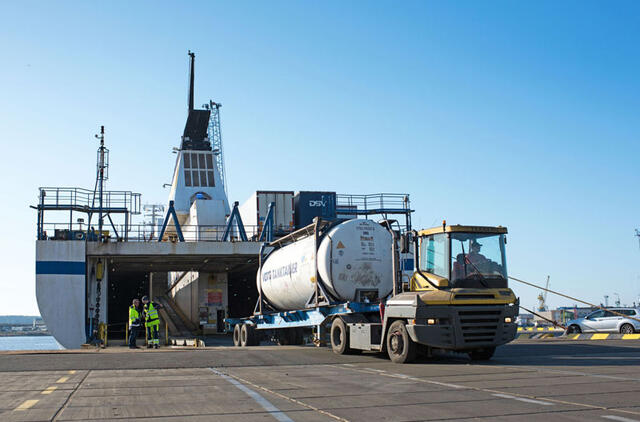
[424,379,468,389]
[209,368,294,422]
[602,416,640,422]
[359,367,467,389]
[493,393,554,406]
[509,367,640,383]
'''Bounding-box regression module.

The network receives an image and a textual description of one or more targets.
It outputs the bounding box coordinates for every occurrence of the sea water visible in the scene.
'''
[0,336,63,351]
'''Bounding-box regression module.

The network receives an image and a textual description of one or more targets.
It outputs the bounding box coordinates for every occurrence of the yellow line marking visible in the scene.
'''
[591,333,609,340]
[56,376,69,383]
[568,334,580,340]
[41,386,57,395]
[537,327,544,331]
[68,370,76,374]
[622,334,640,340]
[15,399,39,411]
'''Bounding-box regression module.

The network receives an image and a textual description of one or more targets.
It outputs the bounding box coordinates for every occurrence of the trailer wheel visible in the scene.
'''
[331,318,352,355]
[468,347,495,361]
[386,320,416,363]
[233,324,241,347]
[240,324,254,347]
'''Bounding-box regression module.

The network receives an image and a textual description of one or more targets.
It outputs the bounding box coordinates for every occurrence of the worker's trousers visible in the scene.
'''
[146,321,160,346]
[128,325,140,348]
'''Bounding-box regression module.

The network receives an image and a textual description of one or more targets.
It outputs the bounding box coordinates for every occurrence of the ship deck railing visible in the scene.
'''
[39,222,270,242]
[37,187,141,214]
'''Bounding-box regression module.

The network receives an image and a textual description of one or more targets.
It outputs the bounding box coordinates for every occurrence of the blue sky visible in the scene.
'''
[1,1,639,315]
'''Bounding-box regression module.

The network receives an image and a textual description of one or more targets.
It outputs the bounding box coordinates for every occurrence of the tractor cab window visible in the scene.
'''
[419,234,448,278]
[450,233,507,288]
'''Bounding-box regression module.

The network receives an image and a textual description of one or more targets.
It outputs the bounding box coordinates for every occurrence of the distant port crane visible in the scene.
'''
[537,275,550,312]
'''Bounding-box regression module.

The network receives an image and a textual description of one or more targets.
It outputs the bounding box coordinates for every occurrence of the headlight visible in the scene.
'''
[504,317,512,323]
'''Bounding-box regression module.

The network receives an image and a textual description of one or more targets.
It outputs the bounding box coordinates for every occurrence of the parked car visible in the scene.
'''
[565,308,640,334]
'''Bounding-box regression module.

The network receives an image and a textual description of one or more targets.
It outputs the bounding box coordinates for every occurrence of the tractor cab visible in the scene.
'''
[409,224,510,295]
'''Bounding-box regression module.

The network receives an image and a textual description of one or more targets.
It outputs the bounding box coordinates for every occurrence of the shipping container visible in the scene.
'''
[239,191,294,238]
[294,191,337,228]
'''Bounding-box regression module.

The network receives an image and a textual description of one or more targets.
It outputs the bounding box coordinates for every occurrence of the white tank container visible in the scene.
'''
[258,219,393,310]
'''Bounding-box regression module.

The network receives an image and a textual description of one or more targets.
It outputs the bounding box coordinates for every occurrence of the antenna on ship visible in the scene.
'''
[188,50,195,113]
[94,126,109,241]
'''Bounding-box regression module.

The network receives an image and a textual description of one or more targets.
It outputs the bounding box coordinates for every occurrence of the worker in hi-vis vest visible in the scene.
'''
[142,296,163,349]
[128,298,142,349]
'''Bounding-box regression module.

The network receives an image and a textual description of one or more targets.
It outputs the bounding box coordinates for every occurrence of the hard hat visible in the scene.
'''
[142,295,149,302]
[471,240,482,248]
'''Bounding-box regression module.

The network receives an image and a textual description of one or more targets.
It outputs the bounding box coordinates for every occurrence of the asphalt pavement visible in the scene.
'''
[1,339,640,421]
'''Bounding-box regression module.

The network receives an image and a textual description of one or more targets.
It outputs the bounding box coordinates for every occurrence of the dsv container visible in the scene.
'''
[258,219,393,310]
[294,191,337,228]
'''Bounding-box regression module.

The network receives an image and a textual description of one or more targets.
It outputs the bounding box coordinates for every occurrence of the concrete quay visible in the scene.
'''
[2,339,640,421]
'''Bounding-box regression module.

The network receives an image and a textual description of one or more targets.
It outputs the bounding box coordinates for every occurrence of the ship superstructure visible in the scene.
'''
[166,51,230,235]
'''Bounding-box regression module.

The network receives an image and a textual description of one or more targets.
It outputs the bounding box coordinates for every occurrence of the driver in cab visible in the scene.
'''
[454,240,491,279]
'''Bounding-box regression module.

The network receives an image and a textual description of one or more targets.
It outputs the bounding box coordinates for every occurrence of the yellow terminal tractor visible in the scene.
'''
[381,223,519,363]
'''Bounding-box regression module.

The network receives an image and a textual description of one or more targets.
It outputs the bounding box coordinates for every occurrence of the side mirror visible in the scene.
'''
[400,233,411,253]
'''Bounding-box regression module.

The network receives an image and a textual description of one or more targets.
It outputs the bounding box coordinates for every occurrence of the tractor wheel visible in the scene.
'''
[330,318,351,355]
[386,320,416,364]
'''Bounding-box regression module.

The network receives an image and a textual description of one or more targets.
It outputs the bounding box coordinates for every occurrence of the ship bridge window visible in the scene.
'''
[184,152,215,187]
[191,153,199,168]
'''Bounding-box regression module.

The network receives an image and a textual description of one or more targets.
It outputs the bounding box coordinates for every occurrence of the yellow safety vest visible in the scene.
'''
[129,306,141,326]
[144,302,159,324]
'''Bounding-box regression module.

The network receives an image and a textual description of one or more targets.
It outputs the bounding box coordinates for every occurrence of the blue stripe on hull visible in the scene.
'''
[36,261,85,275]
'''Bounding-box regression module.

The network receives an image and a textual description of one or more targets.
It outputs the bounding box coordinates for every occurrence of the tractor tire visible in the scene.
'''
[386,320,416,364]
[330,318,351,355]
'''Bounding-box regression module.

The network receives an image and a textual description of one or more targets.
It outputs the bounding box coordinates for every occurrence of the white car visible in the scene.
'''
[565,308,640,334]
